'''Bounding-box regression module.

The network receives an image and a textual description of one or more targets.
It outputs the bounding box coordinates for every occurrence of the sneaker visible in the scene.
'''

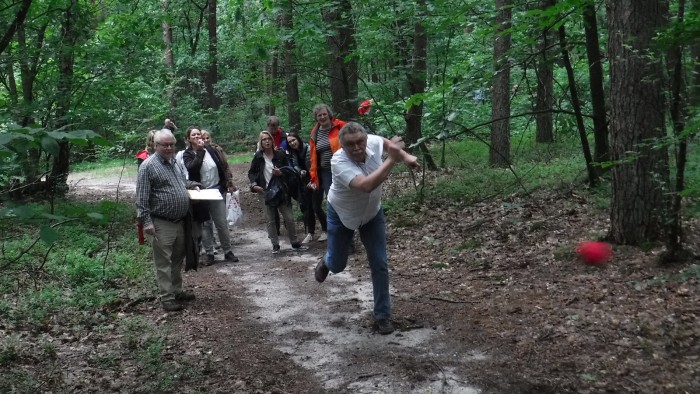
[302,233,313,244]
[272,244,280,254]
[291,242,308,251]
[224,251,239,262]
[376,318,395,335]
[175,291,195,302]
[318,232,328,242]
[314,257,329,283]
[162,300,183,312]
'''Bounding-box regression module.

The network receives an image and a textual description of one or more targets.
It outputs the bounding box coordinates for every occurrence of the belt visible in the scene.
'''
[151,214,185,224]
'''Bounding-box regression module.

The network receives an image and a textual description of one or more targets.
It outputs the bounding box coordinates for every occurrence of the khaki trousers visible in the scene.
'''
[148,217,186,302]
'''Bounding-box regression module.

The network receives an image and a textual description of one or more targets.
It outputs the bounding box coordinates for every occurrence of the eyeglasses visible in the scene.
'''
[157,143,175,148]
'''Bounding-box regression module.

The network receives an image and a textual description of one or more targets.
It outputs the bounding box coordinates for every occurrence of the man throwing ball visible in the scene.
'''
[314,122,419,335]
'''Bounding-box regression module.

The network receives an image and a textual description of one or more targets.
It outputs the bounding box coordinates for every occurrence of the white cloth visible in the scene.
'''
[200,149,220,189]
[263,153,273,185]
[175,150,188,180]
[328,134,384,230]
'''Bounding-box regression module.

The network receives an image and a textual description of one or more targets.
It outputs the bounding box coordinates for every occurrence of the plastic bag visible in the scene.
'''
[226,190,243,226]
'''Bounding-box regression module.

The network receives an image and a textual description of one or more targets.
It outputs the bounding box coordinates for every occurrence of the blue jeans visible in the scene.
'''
[324,203,390,320]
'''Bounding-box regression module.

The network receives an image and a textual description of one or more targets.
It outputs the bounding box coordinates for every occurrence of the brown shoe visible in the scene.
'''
[315,257,329,283]
[162,300,183,312]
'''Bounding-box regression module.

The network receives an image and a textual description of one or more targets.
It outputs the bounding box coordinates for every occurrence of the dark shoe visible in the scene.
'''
[315,257,329,283]
[204,254,215,266]
[272,244,280,254]
[224,251,239,262]
[175,291,195,302]
[376,318,395,335]
[162,300,183,312]
[291,242,308,251]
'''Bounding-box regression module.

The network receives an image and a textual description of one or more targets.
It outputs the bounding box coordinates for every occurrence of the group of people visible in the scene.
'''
[136,106,418,335]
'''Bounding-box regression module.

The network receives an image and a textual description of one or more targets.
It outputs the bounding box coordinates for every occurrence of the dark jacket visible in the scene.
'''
[287,142,310,184]
[182,145,233,196]
[248,149,290,190]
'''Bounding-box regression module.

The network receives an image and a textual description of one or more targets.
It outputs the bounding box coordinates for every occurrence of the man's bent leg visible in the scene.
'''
[359,209,391,320]
[324,203,354,274]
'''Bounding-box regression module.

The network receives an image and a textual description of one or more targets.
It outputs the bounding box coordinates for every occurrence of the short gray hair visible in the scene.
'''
[339,122,368,147]
[313,103,334,119]
[154,129,175,144]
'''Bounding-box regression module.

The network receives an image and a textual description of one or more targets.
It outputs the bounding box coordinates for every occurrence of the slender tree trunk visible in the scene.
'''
[403,0,436,170]
[265,55,278,116]
[281,0,301,134]
[535,0,555,143]
[559,23,597,186]
[0,0,32,56]
[322,0,358,120]
[162,0,176,116]
[665,0,688,258]
[205,0,220,110]
[607,0,669,245]
[490,0,512,167]
[583,1,610,167]
[47,0,78,197]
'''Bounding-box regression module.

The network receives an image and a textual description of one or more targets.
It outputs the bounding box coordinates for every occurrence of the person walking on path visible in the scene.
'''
[183,127,239,264]
[136,129,199,312]
[286,132,315,244]
[249,131,305,254]
[307,103,346,242]
[314,122,418,335]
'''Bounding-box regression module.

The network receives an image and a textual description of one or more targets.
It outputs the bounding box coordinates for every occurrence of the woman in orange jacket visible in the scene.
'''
[307,103,346,242]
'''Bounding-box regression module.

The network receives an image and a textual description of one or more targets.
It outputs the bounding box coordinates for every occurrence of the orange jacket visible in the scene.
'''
[308,118,346,188]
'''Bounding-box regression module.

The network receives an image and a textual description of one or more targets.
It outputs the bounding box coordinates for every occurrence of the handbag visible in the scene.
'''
[226,191,243,226]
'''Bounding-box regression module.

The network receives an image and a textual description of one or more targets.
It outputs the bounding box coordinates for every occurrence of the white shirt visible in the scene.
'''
[200,149,220,189]
[328,134,384,230]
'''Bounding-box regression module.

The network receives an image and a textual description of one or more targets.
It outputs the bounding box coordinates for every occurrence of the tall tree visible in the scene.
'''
[281,0,301,134]
[583,0,610,166]
[322,0,358,120]
[490,0,512,167]
[162,0,176,116]
[607,0,670,244]
[535,0,555,143]
[205,0,220,109]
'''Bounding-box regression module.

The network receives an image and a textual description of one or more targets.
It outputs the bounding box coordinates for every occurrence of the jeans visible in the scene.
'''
[324,203,390,320]
[201,196,232,255]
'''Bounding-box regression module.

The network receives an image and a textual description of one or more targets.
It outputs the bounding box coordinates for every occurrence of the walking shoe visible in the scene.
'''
[302,233,313,244]
[315,257,329,283]
[224,251,239,262]
[272,244,280,254]
[161,300,183,312]
[175,291,196,302]
[318,231,328,242]
[376,318,395,335]
[204,254,215,266]
[291,242,308,251]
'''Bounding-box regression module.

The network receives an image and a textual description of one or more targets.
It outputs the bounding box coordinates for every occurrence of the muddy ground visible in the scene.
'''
[52,163,700,392]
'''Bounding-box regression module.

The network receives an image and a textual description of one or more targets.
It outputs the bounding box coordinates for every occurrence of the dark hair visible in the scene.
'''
[286,132,302,149]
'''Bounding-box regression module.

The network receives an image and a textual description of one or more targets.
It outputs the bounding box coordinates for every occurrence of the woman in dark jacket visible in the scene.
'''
[286,132,318,244]
[249,131,304,254]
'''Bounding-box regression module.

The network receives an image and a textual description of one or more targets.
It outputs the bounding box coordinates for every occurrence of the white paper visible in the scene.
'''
[188,189,223,200]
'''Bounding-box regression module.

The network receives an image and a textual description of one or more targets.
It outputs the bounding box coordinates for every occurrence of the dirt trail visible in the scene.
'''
[66,165,483,393]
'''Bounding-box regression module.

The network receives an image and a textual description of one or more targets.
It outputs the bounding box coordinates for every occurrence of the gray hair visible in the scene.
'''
[313,103,334,119]
[338,122,368,147]
[154,129,175,144]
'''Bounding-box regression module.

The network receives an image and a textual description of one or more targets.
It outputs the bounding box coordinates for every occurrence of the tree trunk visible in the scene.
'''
[47,0,78,197]
[583,1,610,166]
[205,0,220,110]
[490,0,512,167]
[322,0,358,120]
[607,0,669,245]
[559,23,597,186]
[0,0,32,56]
[162,0,176,116]
[281,0,301,134]
[535,0,555,143]
[265,55,278,116]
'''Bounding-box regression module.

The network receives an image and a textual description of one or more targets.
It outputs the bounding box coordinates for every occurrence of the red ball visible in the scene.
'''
[576,241,612,265]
